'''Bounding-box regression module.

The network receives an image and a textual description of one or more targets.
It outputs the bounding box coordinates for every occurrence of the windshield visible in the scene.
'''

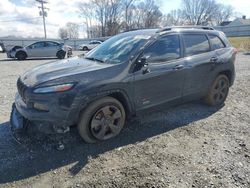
[85,33,152,64]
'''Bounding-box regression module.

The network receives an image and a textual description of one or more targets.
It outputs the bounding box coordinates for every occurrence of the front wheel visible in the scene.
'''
[204,75,229,106]
[77,97,126,143]
[16,51,27,60]
[56,50,66,59]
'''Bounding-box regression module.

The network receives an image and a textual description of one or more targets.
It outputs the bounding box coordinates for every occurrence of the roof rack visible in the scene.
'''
[158,26,214,33]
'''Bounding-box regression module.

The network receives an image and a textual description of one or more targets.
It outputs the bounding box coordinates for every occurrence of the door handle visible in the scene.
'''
[173,64,184,70]
[210,57,218,63]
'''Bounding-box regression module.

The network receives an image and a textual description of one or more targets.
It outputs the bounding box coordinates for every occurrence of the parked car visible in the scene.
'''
[79,40,102,51]
[0,42,6,53]
[7,41,72,60]
[10,26,236,143]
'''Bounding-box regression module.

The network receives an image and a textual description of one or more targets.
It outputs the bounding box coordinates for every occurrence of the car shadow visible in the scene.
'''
[0,101,222,183]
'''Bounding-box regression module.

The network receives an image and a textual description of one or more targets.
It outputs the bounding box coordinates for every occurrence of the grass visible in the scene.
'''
[228,36,250,51]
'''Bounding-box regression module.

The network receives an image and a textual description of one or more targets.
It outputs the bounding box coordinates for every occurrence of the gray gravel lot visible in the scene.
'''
[0,52,249,188]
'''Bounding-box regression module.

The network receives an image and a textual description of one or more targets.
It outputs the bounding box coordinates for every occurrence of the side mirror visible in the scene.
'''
[137,55,150,67]
[134,55,150,74]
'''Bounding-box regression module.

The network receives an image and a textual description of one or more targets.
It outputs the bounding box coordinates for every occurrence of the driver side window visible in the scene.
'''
[144,35,181,63]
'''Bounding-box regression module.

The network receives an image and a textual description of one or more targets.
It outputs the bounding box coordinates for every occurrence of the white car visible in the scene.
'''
[79,40,102,51]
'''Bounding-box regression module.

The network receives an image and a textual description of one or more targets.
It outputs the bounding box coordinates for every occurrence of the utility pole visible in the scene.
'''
[36,0,49,38]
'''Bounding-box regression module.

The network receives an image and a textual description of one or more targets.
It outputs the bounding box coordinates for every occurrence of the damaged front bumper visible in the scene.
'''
[10,89,83,137]
[10,104,30,144]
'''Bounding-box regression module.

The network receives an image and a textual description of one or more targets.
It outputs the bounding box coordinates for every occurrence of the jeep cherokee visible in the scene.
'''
[10,26,237,143]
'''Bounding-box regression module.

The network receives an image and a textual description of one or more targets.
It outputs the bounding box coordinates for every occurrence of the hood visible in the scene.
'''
[21,56,115,87]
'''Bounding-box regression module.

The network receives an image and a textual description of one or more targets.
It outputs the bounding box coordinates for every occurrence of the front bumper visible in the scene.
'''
[10,104,31,144]
[7,51,15,58]
[12,91,81,134]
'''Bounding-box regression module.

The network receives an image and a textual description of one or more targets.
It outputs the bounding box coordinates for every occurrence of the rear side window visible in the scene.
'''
[208,35,225,50]
[144,35,181,63]
[183,34,210,56]
[46,41,59,47]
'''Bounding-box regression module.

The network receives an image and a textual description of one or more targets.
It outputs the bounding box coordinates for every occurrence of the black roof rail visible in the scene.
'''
[158,26,215,33]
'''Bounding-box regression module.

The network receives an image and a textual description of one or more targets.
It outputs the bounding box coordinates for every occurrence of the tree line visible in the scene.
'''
[58,0,235,39]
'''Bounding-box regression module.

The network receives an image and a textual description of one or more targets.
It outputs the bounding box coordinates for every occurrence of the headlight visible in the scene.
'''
[33,83,75,94]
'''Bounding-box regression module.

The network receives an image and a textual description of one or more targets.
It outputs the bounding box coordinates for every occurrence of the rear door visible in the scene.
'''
[44,41,60,57]
[181,33,216,98]
[133,34,186,110]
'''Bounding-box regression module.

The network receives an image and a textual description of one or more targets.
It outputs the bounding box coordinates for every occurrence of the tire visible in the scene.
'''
[77,97,126,143]
[204,74,229,106]
[57,50,66,59]
[16,51,27,60]
[82,46,88,51]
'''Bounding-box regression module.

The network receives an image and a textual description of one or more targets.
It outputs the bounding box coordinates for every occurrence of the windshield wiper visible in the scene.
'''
[85,57,104,63]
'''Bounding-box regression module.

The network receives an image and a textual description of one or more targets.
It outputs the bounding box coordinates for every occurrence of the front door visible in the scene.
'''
[133,34,186,110]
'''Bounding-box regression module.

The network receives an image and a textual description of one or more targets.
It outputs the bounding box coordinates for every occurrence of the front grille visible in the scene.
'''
[17,78,28,103]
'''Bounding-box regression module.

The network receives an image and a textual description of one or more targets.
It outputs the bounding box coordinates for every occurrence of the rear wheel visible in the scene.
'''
[77,97,126,143]
[205,75,229,106]
[56,50,66,59]
[82,46,88,51]
[16,51,27,60]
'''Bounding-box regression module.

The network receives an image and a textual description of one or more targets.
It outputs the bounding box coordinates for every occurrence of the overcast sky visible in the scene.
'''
[0,0,249,38]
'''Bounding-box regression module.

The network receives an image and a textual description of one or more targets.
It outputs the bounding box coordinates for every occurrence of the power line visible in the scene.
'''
[0,17,41,23]
[36,0,49,39]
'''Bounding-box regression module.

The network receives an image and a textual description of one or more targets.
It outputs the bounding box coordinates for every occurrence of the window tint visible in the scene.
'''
[208,35,225,50]
[183,34,209,56]
[144,35,181,63]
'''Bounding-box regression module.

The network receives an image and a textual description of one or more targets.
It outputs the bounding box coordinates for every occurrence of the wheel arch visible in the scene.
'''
[76,89,134,123]
[15,50,27,58]
[108,91,134,119]
[218,70,233,86]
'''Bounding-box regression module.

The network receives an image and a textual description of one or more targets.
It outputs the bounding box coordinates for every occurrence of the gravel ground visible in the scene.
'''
[0,52,249,188]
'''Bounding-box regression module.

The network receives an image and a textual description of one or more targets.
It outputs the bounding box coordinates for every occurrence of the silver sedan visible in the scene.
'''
[7,41,72,60]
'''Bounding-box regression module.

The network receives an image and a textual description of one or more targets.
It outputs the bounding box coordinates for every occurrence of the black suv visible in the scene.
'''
[10,26,236,143]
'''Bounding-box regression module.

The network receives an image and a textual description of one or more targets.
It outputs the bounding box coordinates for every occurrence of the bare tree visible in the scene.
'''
[181,0,216,25]
[123,0,136,30]
[58,27,68,39]
[131,0,163,29]
[163,9,184,26]
[181,0,234,25]
[214,4,233,25]
[79,0,164,37]
[66,22,79,39]
[106,0,123,35]
[79,3,96,38]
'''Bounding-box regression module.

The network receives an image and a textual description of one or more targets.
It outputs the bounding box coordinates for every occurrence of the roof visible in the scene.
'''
[228,18,250,26]
[120,27,222,38]
[220,21,232,26]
